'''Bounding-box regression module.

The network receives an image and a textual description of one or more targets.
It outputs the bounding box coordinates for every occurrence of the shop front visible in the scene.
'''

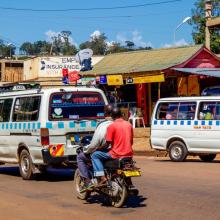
[81,45,220,126]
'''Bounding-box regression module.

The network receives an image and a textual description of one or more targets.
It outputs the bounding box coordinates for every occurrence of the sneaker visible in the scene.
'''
[80,181,94,193]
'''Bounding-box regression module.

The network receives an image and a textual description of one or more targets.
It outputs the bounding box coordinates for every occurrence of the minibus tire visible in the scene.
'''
[199,154,216,162]
[169,141,188,162]
[19,149,35,180]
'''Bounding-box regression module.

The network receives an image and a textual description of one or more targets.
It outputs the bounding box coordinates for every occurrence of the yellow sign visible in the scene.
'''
[131,74,165,84]
[107,75,123,85]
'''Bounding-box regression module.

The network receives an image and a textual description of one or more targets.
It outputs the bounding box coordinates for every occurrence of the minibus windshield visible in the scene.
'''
[49,92,105,120]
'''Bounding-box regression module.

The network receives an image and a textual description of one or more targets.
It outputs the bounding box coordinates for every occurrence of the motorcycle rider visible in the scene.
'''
[91,106,133,185]
[76,104,113,192]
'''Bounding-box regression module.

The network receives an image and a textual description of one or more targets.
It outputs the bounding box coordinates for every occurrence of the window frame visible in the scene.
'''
[0,98,13,122]
[156,101,197,121]
[48,91,106,121]
[12,95,41,122]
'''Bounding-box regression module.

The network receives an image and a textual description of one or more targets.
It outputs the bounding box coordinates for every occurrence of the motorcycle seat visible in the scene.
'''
[104,157,133,169]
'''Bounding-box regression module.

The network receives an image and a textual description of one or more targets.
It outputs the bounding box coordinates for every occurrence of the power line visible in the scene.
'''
[0,0,182,12]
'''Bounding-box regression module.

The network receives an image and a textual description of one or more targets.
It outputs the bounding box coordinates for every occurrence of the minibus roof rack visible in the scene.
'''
[0,81,97,93]
[0,82,41,92]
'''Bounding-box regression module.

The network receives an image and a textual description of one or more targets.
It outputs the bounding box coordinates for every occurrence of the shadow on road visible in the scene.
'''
[0,166,20,177]
[85,194,147,208]
[0,166,75,182]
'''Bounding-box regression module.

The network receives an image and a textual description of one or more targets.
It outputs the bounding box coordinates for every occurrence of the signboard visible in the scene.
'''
[39,57,81,78]
[126,77,133,84]
[107,75,123,86]
[68,70,80,83]
[81,77,96,85]
[132,74,165,84]
[99,75,107,84]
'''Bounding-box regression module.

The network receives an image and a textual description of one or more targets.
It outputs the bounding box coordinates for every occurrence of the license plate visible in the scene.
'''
[123,170,141,177]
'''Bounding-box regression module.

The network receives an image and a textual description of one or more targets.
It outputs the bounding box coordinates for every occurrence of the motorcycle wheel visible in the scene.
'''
[111,180,128,208]
[73,168,91,200]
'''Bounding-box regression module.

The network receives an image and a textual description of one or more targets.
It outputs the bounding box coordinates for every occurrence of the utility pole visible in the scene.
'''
[205,0,220,50]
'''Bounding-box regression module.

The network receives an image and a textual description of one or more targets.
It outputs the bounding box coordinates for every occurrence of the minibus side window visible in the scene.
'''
[13,96,41,122]
[199,102,217,120]
[157,102,179,120]
[178,102,196,120]
[0,99,13,122]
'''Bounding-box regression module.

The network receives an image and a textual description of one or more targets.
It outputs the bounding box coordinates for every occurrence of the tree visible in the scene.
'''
[107,42,128,54]
[125,40,135,49]
[79,33,107,55]
[191,0,220,53]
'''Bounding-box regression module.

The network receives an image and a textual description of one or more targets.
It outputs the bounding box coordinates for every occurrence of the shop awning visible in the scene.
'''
[173,68,220,78]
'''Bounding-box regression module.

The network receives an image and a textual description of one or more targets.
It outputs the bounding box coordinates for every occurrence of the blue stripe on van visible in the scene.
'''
[58,122,64,129]
[69,122,75,128]
[187,121,191,126]
[6,123,9,129]
[46,122,52,129]
[80,121,86,127]
[37,122,41,129]
[216,121,220,126]
[23,123,26,129]
[154,120,157,125]
[201,121,205,126]
[180,121,184,125]
[91,121,97,127]
[28,123,31,129]
[2,124,4,129]
[174,121,177,125]
[14,123,17,129]
[167,120,171,125]
[194,121,198,126]
[10,123,13,129]
[32,123,35,129]
[19,123,22,129]
[209,121,213,126]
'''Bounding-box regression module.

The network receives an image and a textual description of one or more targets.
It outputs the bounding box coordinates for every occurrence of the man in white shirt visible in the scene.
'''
[76,105,113,191]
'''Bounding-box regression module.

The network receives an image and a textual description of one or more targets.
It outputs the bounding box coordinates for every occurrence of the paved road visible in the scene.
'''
[0,157,220,220]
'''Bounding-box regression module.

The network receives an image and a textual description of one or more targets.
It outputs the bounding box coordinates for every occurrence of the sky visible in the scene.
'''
[0,0,196,51]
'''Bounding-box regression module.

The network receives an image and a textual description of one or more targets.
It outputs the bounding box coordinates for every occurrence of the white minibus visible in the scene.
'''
[0,84,107,179]
[151,96,220,162]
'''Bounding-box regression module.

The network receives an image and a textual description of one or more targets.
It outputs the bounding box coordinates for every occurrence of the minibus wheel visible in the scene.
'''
[199,154,216,162]
[168,141,187,162]
[19,149,35,180]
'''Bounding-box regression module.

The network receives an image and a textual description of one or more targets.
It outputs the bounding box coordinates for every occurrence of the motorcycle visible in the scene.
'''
[74,136,141,208]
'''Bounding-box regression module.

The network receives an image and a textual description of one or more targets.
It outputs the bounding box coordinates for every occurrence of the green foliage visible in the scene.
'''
[191,0,220,53]
[79,33,107,55]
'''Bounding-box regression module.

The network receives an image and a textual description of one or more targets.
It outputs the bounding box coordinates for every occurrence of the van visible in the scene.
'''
[151,96,220,162]
[201,86,220,96]
[0,84,108,179]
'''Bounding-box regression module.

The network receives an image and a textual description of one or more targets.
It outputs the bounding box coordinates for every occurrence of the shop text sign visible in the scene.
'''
[39,57,81,77]
[126,74,165,84]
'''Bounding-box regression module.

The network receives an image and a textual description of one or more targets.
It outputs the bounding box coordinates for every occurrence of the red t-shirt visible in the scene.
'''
[106,118,133,159]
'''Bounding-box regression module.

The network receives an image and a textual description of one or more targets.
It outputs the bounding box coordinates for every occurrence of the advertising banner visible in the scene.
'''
[39,57,80,77]
[107,75,123,86]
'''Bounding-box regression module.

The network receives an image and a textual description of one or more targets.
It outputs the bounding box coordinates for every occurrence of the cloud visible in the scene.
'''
[116,31,152,48]
[90,30,102,41]
[163,39,189,48]
[45,30,77,46]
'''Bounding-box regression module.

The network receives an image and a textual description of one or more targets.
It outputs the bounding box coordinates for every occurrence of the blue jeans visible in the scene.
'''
[91,151,112,177]
[77,152,91,179]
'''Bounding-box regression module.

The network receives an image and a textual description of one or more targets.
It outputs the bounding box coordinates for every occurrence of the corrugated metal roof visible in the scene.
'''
[81,45,203,76]
[173,68,220,78]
